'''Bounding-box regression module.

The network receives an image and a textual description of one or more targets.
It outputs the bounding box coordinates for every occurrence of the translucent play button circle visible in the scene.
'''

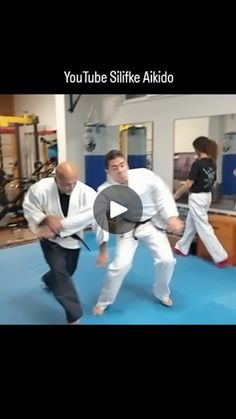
[93,185,143,234]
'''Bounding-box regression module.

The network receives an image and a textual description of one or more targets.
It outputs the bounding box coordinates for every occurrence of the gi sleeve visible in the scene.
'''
[23,185,47,233]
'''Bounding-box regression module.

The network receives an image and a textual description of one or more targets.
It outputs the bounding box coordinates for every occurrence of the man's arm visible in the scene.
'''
[96,241,109,266]
[93,183,110,266]
[23,187,62,236]
[166,216,184,235]
[23,187,48,233]
[151,171,183,234]
[91,222,109,266]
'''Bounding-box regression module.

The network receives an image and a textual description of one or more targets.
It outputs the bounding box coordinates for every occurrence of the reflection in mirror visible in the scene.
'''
[174,114,236,213]
[84,121,153,190]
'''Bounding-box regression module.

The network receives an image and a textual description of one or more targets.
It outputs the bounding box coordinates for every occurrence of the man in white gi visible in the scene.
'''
[23,162,105,324]
[93,150,183,315]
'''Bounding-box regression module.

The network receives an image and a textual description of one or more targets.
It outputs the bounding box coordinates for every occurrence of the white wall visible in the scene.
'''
[84,125,119,155]
[224,114,236,133]
[175,117,209,153]
[100,95,124,123]
[55,95,67,162]
[208,115,225,183]
[107,95,236,189]
[14,95,56,130]
[173,113,236,183]
[62,95,99,181]
[56,95,122,181]
[13,94,236,190]
[145,121,153,140]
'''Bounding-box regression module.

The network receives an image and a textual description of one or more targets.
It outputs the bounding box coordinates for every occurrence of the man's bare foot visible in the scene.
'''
[155,296,173,307]
[161,297,173,307]
[92,305,106,315]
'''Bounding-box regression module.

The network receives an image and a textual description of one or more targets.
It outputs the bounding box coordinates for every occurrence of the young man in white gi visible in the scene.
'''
[93,150,183,315]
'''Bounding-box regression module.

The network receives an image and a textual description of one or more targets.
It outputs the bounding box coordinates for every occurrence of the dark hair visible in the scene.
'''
[192,136,218,161]
[105,150,125,169]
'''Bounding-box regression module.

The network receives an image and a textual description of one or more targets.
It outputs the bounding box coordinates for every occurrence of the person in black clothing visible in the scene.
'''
[23,162,98,324]
[173,136,229,268]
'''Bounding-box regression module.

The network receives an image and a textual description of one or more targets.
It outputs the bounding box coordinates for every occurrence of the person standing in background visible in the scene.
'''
[173,136,229,268]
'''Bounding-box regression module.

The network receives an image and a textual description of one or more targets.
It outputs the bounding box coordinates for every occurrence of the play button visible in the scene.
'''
[93,185,143,234]
[110,201,127,218]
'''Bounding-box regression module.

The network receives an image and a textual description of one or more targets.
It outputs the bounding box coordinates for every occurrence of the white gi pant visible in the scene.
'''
[97,222,176,308]
[175,192,228,263]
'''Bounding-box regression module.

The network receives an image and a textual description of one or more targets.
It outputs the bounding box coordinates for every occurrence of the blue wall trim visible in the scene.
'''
[85,155,106,190]
[222,154,236,195]
[85,154,147,190]
[128,155,147,169]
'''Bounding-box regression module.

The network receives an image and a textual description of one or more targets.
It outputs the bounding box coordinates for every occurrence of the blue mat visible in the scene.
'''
[1,231,236,324]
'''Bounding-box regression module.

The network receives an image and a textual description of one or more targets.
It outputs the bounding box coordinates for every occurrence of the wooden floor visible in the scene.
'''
[0,228,191,251]
[0,226,37,249]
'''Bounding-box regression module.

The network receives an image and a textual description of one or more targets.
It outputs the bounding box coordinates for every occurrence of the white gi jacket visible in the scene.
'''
[23,177,106,249]
[98,168,179,236]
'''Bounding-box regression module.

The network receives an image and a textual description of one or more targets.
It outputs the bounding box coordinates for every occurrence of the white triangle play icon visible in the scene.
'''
[110,201,127,219]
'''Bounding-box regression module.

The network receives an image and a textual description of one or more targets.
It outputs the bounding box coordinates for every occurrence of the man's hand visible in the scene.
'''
[96,250,109,267]
[166,216,184,235]
[96,242,109,267]
[40,215,62,235]
[37,225,56,239]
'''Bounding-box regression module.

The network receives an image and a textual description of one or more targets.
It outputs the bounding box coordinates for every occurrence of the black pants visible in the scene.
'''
[40,240,82,323]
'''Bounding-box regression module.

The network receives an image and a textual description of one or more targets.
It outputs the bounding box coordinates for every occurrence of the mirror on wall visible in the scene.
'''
[84,121,153,189]
[173,114,236,213]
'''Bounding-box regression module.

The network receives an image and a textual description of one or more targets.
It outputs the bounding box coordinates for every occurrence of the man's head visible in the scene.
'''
[105,150,129,184]
[55,162,78,194]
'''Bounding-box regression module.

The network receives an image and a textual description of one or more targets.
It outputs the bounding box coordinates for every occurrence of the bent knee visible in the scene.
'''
[108,261,132,273]
[154,256,176,267]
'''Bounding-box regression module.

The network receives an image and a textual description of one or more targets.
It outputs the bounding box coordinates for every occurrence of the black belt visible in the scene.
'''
[70,234,91,252]
[55,233,91,252]
[131,219,166,240]
[132,218,152,240]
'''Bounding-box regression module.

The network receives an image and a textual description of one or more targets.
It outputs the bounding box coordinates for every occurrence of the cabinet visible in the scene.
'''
[196,214,236,265]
